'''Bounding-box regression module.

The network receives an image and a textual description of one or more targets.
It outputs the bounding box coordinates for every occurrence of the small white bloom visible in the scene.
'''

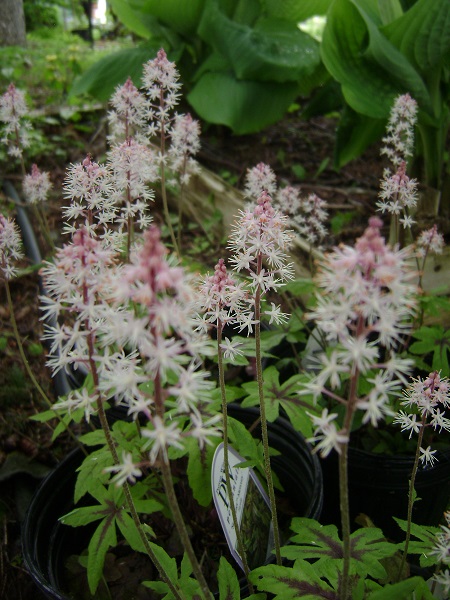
[104,452,143,486]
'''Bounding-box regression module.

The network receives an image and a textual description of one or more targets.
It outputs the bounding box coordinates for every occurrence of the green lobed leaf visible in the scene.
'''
[74,449,113,503]
[187,71,299,134]
[250,559,335,599]
[60,504,109,527]
[367,576,436,599]
[87,516,118,595]
[217,556,241,600]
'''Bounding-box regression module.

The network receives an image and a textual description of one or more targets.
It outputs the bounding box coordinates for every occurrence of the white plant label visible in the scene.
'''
[211,442,274,571]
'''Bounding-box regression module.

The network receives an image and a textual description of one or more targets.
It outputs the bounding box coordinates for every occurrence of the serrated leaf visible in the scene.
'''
[60,504,108,527]
[217,556,241,600]
[187,438,218,506]
[87,515,118,594]
[250,559,335,599]
[74,449,113,503]
[116,510,147,553]
[367,576,435,599]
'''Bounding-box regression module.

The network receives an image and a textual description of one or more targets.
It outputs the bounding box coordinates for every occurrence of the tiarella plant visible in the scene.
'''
[1,48,450,600]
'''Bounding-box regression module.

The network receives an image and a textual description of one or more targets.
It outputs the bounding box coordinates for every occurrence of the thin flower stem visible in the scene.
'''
[397,412,426,580]
[5,278,84,452]
[255,254,282,566]
[159,91,179,257]
[339,363,360,600]
[86,333,185,600]
[159,458,213,600]
[217,321,254,592]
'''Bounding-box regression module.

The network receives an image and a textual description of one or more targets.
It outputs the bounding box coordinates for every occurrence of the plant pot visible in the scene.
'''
[22,405,323,599]
[320,445,450,542]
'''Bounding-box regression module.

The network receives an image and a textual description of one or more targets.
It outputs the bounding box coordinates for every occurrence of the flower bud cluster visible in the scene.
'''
[381,93,418,168]
[394,371,450,465]
[23,164,52,205]
[0,83,31,158]
[0,213,23,281]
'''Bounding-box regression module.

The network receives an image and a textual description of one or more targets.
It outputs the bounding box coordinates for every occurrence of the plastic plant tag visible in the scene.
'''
[211,442,274,572]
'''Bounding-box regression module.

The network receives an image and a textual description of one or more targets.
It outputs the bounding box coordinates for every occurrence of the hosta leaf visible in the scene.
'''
[334,104,386,167]
[70,44,162,101]
[129,0,205,36]
[187,72,299,134]
[87,516,118,594]
[198,1,321,82]
[321,0,432,119]
[108,0,162,39]
[382,0,450,73]
[262,0,333,22]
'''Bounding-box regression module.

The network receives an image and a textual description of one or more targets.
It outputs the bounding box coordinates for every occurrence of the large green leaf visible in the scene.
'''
[198,1,321,82]
[129,0,206,36]
[69,45,161,101]
[187,72,299,134]
[321,0,432,119]
[108,0,158,39]
[262,0,333,22]
[382,0,450,73]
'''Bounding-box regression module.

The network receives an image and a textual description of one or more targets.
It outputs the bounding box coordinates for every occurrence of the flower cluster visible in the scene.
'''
[394,371,450,465]
[108,76,148,144]
[244,162,328,247]
[23,163,52,205]
[0,213,23,281]
[431,512,450,595]
[168,113,201,186]
[381,93,418,168]
[377,160,418,229]
[301,217,418,454]
[0,83,31,158]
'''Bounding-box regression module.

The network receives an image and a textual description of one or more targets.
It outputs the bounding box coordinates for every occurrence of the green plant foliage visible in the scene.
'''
[187,72,299,134]
[262,0,333,22]
[281,518,396,581]
[70,44,162,101]
[186,437,218,507]
[321,0,450,177]
[131,0,206,36]
[408,325,450,372]
[143,549,202,598]
[240,366,319,437]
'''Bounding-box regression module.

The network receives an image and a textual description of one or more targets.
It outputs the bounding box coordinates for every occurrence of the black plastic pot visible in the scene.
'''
[320,445,450,542]
[22,405,323,599]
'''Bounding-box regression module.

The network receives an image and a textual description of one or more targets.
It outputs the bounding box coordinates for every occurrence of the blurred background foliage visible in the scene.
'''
[1,0,449,207]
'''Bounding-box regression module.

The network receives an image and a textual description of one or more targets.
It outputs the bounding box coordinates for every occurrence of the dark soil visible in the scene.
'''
[0,106,398,599]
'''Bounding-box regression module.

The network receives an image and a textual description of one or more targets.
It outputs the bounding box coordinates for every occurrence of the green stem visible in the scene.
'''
[160,458,213,600]
[397,413,426,580]
[159,91,179,257]
[86,333,185,600]
[217,321,254,592]
[255,253,282,566]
